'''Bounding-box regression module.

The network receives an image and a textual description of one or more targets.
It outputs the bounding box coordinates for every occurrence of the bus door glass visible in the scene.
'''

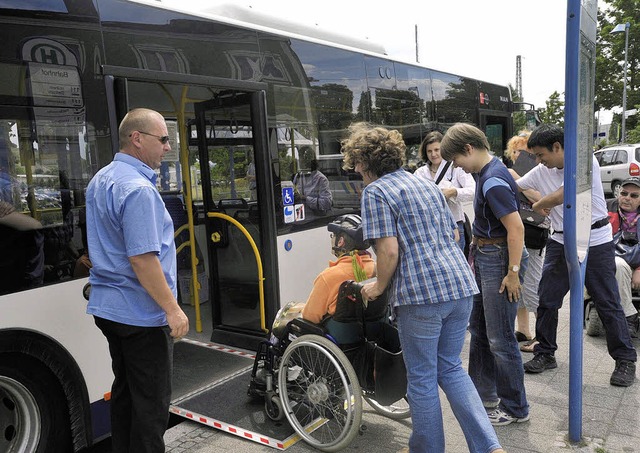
[481,114,511,157]
[195,93,266,335]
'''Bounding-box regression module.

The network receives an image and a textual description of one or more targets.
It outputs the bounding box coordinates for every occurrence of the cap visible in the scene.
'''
[622,177,640,189]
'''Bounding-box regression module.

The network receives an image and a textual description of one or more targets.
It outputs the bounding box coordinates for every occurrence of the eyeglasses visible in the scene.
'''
[620,190,640,199]
[130,130,171,144]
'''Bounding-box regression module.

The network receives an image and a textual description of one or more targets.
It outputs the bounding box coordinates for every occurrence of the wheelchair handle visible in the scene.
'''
[345,280,368,308]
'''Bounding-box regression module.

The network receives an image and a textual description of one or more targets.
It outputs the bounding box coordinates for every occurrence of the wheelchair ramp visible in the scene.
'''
[170,339,301,450]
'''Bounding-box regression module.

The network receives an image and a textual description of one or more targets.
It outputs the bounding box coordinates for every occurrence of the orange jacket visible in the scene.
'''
[301,253,376,324]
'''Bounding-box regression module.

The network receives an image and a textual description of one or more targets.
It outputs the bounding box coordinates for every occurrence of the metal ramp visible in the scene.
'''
[170,338,301,450]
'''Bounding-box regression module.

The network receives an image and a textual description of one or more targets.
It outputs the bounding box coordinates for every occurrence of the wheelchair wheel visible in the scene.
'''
[584,301,605,337]
[278,335,362,452]
[363,394,411,420]
[265,395,285,421]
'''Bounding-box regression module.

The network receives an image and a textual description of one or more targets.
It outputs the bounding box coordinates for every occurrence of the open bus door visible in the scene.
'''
[194,91,277,350]
[479,112,512,157]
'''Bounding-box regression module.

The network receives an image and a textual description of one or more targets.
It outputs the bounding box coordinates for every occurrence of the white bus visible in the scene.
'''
[0,1,516,451]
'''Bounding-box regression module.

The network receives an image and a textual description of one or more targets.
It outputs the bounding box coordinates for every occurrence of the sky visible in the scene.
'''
[162,0,570,111]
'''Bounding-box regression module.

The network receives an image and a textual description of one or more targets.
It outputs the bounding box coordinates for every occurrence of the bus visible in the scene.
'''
[0,1,516,451]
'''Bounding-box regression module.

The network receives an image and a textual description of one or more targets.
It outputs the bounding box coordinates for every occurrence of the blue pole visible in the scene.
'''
[564,0,586,443]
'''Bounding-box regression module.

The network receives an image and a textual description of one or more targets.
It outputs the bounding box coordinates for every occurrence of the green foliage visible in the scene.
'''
[538,91,565,127]
[595,0,639,114]
[509,83,528,132]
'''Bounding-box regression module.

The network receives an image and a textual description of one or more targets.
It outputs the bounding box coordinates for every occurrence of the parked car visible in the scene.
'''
[595,143,640,197]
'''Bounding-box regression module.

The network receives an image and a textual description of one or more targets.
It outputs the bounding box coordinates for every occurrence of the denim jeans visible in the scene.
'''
[536,240,636,362]
[468,243,530,418]
[396,299,501,453]
[457,220,466,253]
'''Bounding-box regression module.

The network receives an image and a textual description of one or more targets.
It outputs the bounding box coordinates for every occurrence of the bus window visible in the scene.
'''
[0,107,99,293]
[431,71,478,127]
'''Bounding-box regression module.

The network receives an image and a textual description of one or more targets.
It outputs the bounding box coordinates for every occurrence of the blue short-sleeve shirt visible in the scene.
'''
[473,158,519,238]
[361,169,478,307]
[86,153,176,327]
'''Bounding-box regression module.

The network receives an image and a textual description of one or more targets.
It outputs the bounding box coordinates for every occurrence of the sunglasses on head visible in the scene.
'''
[620,190,640,199]
[130,130,171,144]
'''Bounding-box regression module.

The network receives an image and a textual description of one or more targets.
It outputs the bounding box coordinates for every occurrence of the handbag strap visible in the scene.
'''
[434,161,452,185]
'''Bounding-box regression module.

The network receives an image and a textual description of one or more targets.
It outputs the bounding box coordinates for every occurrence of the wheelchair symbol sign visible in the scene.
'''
[282,187,294,206]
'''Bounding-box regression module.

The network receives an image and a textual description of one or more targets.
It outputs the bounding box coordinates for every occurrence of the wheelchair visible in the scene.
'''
[248,280,409,452]
[584,288,640,337]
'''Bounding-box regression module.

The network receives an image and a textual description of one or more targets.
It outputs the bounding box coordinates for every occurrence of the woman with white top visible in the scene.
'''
[415,131,476,252]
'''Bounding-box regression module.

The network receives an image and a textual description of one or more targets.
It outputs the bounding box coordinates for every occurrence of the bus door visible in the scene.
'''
[480,112,512,157]
[194,91,277,349]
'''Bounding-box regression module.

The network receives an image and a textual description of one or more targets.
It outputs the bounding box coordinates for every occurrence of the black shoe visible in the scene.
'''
[610,360,636,387]
[627,314,639,339]
[524,353,557,373]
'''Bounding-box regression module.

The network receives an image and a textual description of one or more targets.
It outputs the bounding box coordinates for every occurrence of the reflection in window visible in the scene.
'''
[0,109,97,293]
[599,150,617,167]
[431,72,478,126]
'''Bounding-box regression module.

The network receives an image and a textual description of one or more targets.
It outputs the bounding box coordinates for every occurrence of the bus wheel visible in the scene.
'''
[0,355,72,453]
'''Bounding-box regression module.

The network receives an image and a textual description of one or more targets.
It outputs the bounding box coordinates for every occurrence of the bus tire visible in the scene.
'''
[0,354,72,453]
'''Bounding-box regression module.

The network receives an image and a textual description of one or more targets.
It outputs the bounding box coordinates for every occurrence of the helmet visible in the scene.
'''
[327,214,369,254]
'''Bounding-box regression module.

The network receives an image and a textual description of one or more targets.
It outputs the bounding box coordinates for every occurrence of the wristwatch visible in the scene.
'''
[509,264,520,273]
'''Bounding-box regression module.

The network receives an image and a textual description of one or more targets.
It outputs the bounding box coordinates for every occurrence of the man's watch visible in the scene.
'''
[509,264,520,273]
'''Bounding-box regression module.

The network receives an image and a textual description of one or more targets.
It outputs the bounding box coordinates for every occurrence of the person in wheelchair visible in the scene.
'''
[607,177,640,338]
[300,214,376,324]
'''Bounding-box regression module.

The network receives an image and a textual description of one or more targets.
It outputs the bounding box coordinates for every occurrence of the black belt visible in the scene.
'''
[553,217,609,235]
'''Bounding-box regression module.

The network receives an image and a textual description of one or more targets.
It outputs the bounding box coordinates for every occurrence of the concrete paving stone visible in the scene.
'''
[602,432,640,452]
[618,390,640,407]
[582,404,616,423]
[581,419,611,440]
[583,392,625,410]
[609,416,640,437]
[614,402,640,421]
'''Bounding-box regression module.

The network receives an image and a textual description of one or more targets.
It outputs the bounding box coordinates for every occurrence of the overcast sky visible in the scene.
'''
[163,0,570,110]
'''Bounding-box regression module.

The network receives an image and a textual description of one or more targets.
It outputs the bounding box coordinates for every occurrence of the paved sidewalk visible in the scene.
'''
[164,301,640,453]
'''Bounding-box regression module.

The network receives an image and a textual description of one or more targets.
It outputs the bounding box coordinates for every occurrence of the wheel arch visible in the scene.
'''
[0,329,93,452]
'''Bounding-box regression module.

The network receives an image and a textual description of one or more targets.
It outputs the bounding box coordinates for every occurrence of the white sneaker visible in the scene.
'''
[487,408,530,426]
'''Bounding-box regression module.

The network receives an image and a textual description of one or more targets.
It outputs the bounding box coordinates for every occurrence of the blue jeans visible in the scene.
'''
[396,299,501,453]
[469,243,529,418]
[457,221,466,253]
[536,240,636,361]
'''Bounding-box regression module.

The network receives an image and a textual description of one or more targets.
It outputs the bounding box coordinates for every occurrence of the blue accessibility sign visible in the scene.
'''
[282,187,294,206]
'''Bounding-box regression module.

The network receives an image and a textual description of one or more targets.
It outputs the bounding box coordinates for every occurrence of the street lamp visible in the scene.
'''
[611,22,630,143]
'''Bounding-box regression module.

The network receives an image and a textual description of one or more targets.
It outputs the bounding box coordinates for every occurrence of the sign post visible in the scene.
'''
[564,0,597,443]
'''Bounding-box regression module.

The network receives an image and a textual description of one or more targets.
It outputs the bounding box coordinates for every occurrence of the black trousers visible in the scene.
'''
[94,317,173,453]
[536,240,637,362]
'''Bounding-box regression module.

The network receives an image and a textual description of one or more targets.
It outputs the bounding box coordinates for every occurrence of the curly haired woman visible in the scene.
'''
[342,122,505,453]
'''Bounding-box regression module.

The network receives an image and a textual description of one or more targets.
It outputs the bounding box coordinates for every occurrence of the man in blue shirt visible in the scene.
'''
[343,123,505,453]
[86,108,189,453]
[441,123,530,427]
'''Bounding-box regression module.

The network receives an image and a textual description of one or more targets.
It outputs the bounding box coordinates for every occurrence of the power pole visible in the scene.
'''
[415,24,419,63]
[516,55,523,99]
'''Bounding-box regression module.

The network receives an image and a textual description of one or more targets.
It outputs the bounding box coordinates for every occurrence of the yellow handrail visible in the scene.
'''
[178,86,203,333]
[206,212,268,333]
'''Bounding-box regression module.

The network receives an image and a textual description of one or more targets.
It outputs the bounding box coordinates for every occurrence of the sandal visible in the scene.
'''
[520,338,538,353]
[515,331,531,342]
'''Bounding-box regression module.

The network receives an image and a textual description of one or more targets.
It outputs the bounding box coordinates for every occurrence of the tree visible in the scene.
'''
[595,0,639,133]
[538,91,565,127]
[508,83,527,132]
